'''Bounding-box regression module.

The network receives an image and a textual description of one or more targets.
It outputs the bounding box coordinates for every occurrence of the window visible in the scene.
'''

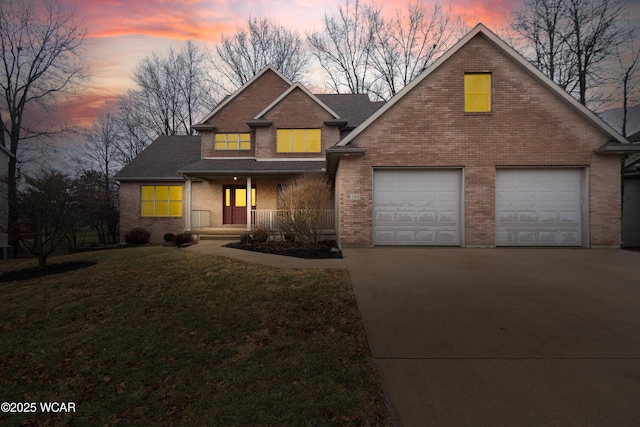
[225,188,256,207]
[215,133,251,150]
[277,129,321,153]
[141,185,183,217]
[464,73,491,113]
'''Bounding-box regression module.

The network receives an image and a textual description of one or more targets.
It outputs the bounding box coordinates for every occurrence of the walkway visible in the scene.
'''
[183,239,347,269]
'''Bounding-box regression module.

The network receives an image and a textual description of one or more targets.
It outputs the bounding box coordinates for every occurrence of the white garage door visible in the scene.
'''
[495,169,584,246]
[373,169,461,245]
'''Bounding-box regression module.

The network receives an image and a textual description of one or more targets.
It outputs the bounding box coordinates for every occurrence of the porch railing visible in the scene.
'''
[191,210,211,228]
[251,209,335,231]
[190,209,335,231]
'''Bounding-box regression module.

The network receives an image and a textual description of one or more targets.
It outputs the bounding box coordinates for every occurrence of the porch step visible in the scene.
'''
[197,233,243,241]
[192,227,246,241]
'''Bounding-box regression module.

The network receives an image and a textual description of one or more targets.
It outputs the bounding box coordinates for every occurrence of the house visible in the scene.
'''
[116,24,638,248]
[114,66,382,242]
[623,130,640,247]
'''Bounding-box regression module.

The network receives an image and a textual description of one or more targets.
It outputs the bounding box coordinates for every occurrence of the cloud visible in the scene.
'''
[66,0,238,41]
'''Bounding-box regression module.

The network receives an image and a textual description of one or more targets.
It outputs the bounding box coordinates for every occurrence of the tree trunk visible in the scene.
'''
[8,150,19,257]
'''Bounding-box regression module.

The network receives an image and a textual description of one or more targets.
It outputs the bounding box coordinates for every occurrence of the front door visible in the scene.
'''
[223,186,256,224]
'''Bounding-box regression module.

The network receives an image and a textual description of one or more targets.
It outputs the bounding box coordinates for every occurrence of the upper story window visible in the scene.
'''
[141,185,182,217]
[215,133,251,150]
[464,73,491,113]
[277,129,321,153]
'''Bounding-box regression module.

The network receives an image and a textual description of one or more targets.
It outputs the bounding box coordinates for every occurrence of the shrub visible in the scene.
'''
[277,173,333,243]
[252,229,269,243]
[125,228,151,245]
[240,233,252,245]
[163,233,175,243]
[173,232,193,246]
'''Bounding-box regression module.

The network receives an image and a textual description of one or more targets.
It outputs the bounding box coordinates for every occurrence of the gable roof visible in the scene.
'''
[196,66,294,125]
[114,136,201,181]
[254,83,341,120]
[334,23,628,148]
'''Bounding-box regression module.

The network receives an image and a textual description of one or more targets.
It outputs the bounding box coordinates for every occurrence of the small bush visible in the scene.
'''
[173,232,193,246]
[284,233,296,242]
[240,233,252,245]
[163,233,175,243]
[125,228,151,245]
[252,229,269,243]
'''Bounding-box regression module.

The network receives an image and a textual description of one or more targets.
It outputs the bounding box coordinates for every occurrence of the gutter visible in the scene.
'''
[326,145,367,174]
[594,141,640,155]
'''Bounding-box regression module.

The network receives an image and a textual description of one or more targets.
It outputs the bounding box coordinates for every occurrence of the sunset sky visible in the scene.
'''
[55,0,640,128]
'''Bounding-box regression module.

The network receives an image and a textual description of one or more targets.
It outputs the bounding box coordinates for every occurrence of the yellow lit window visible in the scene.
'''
[277,129,322,153]
[464,73,491,113]
[225,188,256,207]
[141,185,183,217]
[214,133,251,150]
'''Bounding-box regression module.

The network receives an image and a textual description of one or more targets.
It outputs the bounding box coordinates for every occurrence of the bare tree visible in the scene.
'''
[179,41,220,133]
[308,0,379,96]
[131,41,218,137]
[511,0,576,91]
[17,169,77,268]
[112,92,158,164]
[510,0,628,107]
[309,0,461,101]
[78,106,121,181]
[111,41,218,163]
[0,0,88,254]
[566,0,627,106]
[215,17,309,89]
[369,2,457,100]
[617,35,640,137]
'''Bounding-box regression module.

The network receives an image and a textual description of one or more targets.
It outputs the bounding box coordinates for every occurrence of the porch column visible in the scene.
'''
[246,176,252,231]
[184,176,192,232]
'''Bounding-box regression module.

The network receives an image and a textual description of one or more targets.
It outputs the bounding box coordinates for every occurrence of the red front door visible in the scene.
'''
[223,186,256,224]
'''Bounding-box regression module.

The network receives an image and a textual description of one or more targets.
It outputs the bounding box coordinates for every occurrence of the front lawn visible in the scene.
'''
[0,247,389,426]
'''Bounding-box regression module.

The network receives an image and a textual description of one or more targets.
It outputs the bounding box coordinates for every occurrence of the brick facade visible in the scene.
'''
[335,32,621,248]
[119,181,186,243]
[255,87,340,159]
[201,70,291,158]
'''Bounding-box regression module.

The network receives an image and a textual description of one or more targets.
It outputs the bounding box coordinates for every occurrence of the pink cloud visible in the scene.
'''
[65,0,237,41]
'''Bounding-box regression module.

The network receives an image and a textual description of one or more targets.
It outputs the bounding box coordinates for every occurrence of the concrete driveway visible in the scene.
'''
[343,248,640,427]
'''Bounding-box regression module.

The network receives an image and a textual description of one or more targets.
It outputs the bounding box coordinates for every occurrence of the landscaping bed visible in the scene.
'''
[225,239,343,259]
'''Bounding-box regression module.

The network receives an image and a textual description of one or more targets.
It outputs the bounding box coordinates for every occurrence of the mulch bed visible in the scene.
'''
[225,240,343,259]
[0,261,97,282]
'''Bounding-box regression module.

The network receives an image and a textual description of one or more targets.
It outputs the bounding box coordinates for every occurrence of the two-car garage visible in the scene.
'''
[372,168,586,247]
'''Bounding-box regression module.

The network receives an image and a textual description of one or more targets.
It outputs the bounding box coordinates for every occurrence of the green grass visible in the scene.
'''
[0,247,390,426]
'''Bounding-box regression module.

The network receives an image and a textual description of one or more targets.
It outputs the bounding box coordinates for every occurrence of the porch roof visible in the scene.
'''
[178,158,326,176]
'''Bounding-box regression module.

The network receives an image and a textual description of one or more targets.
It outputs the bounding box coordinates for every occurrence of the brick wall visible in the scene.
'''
[256,87,340,159]
[336,33,621,247]
[201,70,291,158]
[119,182,186,243]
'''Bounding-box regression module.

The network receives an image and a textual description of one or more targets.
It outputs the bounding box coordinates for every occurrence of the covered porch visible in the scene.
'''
[178,159,335,240]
